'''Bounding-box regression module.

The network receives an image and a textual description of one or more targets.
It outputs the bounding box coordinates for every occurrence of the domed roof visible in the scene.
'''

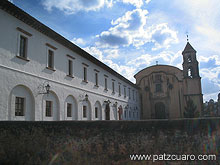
[134,64,183,82]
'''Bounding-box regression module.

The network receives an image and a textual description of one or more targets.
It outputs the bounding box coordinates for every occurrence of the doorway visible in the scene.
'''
[155,102,166,119]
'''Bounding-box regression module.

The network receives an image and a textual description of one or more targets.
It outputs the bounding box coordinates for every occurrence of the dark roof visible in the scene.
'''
[0,0,138,89]
[182,42,196,54]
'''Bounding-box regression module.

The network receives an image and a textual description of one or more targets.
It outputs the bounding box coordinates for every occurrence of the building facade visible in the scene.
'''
[0,1,140,121]
[135,42,203,119]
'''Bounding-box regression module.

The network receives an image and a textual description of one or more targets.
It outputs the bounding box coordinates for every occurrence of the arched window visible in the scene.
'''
[65,95,77,120]
[10,85,34,121]
[188,68,193,78]
[94,101,102,120]
[187,55,192,63]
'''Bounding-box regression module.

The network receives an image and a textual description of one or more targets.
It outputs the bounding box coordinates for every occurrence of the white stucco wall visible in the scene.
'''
[0,9,140,121]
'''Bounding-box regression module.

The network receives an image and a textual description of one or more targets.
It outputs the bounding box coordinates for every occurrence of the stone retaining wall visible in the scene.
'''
[0,118,220,164]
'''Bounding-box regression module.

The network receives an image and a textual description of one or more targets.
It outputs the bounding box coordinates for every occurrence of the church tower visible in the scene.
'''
[182,42,200,78]
[182,41,203,116]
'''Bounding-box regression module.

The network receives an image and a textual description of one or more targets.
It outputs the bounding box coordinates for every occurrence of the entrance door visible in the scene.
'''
[105,103,110,120]
[155,102,166,119]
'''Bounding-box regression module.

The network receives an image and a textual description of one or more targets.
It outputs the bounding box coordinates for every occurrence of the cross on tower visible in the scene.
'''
[185,31,189,42]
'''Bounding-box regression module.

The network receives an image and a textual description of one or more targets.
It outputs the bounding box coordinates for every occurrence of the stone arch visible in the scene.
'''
[94,101,102,120]
[105,103,110,120]
[155,102,166,119]
[65,95,77,120]
[9,84,35,121]
[42,90,59,121]
[82,100,92,120]
[112,105,117,120]
[123,106,128,120]
[118,105,123,120]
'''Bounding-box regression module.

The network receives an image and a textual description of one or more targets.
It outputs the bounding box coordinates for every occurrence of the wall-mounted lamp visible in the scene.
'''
[104,99,111,104]
[79,93,89,102]
[113,101,118,107]
[38,82,50,95]
[45,84,50,94]
[84,94,88,101]
[124,105,129,109]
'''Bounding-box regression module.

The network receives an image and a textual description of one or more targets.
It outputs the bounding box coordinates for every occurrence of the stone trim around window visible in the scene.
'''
[16,27,32,37]
[45,43,57,50]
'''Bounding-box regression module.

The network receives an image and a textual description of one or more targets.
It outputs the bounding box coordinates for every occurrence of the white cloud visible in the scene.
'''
[71,37,86,46]
[127,54,152,67]
[145,0,151,4]
[84,46,137,82]
[173,0,220,54]
[104,49,120,59]
[97,9,178,50]
[127,50,181,69]
[120,0,151,8]
[42,0,152,14]
[149,23,178,50]
[97,9,148,48]
[121,0,143,8]
[42,0,113,14]
[84,46,104,61]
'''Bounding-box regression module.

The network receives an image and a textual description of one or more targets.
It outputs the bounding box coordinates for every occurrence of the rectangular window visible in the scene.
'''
[112,81,115,93]
[136,91,138,101]
[48,50,54,69]
[156,84,162,92]
[68,60,73,76]
[105,78,107,90]
[133,90,135,100]
[83,67,87,82]
[124,110,127,118]
[15,97,25,116]
[95,107,98,118]
[67,103,72,117]
[95,73,98,86]
[129,88,131,99]
[19,35,27,58]
[124,87,126,98]
[119,84,121,96]
[46,101,52,117]
[129,111,131,118]
[83,106,87,118]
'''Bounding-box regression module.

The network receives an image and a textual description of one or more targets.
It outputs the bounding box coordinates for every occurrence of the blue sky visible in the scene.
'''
[10,0,220,101]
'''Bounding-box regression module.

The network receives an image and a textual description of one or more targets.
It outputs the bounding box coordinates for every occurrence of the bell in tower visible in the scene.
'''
[182,41,200,78]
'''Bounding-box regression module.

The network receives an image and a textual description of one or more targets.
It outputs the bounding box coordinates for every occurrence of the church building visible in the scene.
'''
[134,42,203,119]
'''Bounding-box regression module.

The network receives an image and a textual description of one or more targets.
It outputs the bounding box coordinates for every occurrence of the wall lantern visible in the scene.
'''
[124,105,129,109]
[38,82,50,95]
[45,84,50,94]
[79,93,89,102]
[113,101,118,107]
[104,99,111,104]
[84,94,88,101]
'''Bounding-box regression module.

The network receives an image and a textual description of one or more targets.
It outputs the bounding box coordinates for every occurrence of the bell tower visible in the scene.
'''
[182,40,203,117]
[182,42,200,78]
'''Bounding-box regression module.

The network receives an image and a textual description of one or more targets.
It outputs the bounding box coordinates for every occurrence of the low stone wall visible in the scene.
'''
[0,118,220,164]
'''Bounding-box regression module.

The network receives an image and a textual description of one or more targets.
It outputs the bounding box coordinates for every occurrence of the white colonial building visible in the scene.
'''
[0,1,140,121]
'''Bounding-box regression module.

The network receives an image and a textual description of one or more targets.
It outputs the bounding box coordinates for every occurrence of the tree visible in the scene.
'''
[184,98,198,118]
